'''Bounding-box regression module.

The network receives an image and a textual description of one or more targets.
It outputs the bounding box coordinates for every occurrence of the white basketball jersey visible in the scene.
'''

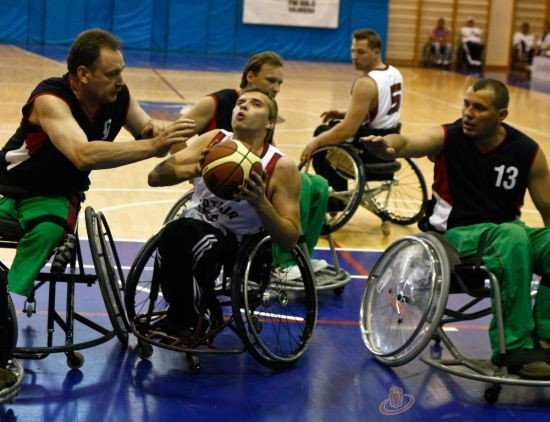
[363,65,403,130]
[183,130,284,237]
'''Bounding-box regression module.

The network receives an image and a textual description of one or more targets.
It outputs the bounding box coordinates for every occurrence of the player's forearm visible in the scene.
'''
[75,137,165,171]
[149,158,199,186]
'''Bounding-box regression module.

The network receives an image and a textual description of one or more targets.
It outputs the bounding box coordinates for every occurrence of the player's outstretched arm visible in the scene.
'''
[360,125,445,159]
[34,95,195,171]
[148,131,214,186]
[301,76,376,162]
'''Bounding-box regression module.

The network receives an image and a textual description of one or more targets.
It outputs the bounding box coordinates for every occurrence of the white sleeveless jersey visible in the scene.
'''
[183,130,284,237]
[362,65,403,130]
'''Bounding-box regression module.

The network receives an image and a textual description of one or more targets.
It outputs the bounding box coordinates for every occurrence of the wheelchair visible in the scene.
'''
[164,190,352,296]
[359,231,550,404]
[0,184,129,370]
[125,213,318,373]
[300,141,427,235]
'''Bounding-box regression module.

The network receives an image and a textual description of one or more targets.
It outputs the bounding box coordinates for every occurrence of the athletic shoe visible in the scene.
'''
[279,259,329,281]
[514,361,550,380]
[0,367,17,389]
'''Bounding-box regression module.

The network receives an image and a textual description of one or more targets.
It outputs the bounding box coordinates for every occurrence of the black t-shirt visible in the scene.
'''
[0,73,130,195]
[430,119,538,230]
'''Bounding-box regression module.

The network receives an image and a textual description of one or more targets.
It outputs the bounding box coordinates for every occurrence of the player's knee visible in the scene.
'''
[492,222,530,249]
[31,222,66,249]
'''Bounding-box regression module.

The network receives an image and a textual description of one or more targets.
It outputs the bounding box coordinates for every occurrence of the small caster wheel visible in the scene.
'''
[381,221,391,237]
[333,286,345,296]
[135,342,153,359]
[67,352,84,369]
[187,353,201,374]
[484,384,501,404]
[25,303,34,317]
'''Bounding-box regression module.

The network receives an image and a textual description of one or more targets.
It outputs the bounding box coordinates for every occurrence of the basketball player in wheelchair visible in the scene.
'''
[360,78,550,379]
[300,29,427,234]
[146,86,302,344]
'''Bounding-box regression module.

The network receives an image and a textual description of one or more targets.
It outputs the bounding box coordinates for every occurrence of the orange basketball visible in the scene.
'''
[201,139,263,200]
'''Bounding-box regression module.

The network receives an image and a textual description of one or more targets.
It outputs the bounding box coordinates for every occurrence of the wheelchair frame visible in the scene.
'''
[359,232,550,404]
[300,143,428,235]
[164,189,352,296]
[124,225,318,373]
[0,205,129,370]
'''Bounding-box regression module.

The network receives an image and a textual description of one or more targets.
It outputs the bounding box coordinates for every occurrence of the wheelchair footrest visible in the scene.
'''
[35,272,96,284]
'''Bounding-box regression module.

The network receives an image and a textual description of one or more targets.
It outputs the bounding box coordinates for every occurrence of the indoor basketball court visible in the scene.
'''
[1,0,549,420]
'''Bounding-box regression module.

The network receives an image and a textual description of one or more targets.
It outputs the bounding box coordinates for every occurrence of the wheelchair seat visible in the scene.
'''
[0,218,24,242]
[359,231,550,403]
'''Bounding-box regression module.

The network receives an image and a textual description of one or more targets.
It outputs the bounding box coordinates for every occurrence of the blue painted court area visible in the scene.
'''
[2,239,550,422]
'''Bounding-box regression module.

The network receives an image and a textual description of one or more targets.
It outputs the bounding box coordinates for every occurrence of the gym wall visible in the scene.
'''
[0,0,388,62]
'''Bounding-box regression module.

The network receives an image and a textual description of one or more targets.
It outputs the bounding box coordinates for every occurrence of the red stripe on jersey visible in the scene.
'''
[202,95,220,135]
[264,153,282,191]
[207,131,227,148]
[26,131,48,156]
[432,125,452,204]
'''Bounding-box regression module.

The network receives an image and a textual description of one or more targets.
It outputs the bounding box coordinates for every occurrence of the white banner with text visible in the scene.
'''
[243,0,340,29]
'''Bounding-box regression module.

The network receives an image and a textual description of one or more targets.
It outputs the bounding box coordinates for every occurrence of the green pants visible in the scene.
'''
[444,221,550,356]
[0,195,76,297]
[277,173,329,267]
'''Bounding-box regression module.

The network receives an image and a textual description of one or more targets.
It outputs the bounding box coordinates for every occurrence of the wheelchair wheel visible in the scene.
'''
[364,157,427,225]
[7,294,17,353]
[124,231,167,330]
[360,233,450,366]
[231,235,318,368]
[85,207,129,345]
[0,294,17,369]
[163,190,194,224]
[301,145,365,233]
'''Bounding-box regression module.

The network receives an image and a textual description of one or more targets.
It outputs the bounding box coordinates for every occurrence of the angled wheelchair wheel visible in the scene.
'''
[124,231,167,332]
[7,294,17,352]
[231,236,318,368]
[163,190,194,224]
[360,233,450,366]
[364,157,427,225]
[301,145,365,233]
[85,207,129,345]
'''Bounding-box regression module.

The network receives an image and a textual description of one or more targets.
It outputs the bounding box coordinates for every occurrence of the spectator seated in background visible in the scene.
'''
[430,18,452,66]
[513,22,536,70]
[460,17,484,68]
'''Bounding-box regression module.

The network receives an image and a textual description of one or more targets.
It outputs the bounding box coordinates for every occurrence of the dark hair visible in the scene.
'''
[67,29,122,75]
[239,51,283,89]
[239,86,278,143]
[472,78,510,109]
[352,28,382,51]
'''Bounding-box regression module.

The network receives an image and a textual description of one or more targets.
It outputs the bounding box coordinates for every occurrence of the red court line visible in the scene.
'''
[333,239,369,276]
[29,310,489,330]
[150,67,186,101]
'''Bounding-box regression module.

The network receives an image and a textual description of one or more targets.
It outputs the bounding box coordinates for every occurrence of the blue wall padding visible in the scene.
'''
[0,0,388,62]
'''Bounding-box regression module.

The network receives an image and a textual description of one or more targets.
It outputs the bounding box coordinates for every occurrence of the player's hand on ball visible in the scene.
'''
[237,171,266,206]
